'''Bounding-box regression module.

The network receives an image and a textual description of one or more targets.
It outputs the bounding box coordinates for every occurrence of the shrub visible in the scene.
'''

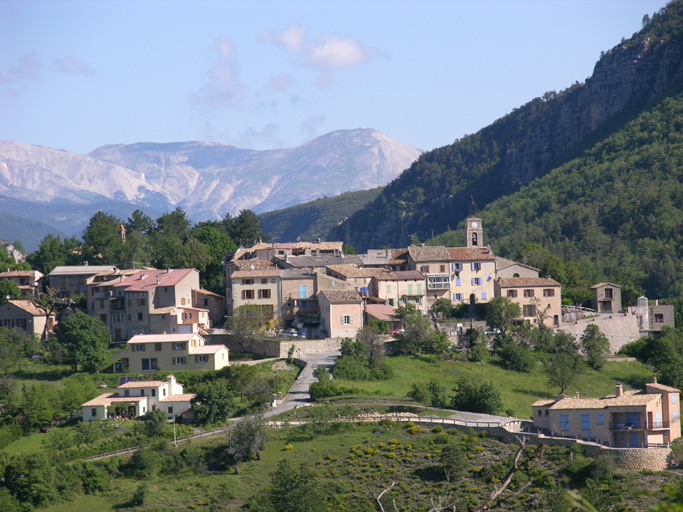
[498,341,536,373]
[132,483,148,506]
[450,376,503,415]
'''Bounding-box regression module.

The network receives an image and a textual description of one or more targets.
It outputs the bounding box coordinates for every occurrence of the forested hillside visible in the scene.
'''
[259,188,382,243]
[329,1,683,251]
[435,86,683,301]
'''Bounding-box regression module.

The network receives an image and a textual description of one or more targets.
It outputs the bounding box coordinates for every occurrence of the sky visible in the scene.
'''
[0,0,668,155]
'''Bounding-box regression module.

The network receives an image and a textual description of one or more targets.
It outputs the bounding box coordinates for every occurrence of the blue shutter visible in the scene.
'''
[597,414,603,425]
[481,292,487,301]
[455,278,461,286]
[560,415,569,431]
[453,293,457,301]
[471,278,476,286]
[451,263,456,271]
[581,414,590,431]
[471,262,475,271]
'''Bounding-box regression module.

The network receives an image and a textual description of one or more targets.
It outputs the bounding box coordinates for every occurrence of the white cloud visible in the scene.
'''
[259,24,378,86]
[307,35,377,70]
[0,53,42,95]
[259,24,307,53]
[189,36,243,111]
[268,72,295,92]
[53,57,94,76]
[300,114,325,141]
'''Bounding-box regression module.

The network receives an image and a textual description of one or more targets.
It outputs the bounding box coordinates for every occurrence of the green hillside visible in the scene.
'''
[259,187,382,242]
[329,1,683,251]
[0,212,68,253]
[432,84,683,301]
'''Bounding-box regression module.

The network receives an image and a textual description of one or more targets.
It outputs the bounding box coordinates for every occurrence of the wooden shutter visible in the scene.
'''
[194,355,198,363]
[141,344,146,351]
[172,358,176,365]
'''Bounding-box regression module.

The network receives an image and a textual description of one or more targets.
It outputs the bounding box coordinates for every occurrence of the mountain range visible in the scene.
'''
[0,129,421,250]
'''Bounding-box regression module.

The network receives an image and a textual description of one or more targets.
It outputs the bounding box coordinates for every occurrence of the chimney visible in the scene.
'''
[421,243,425,247]
[615,384,623,397]
[575,392,580,398]
[653,376,658,384]
[156,275,160,285]
[655,299,659,306]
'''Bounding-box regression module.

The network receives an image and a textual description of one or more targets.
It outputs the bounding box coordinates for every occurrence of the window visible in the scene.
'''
[523,289,534,298]
[258,289,271,299]
[181,298,186,305]
[655,314,664,323]
[261,278,268,284]
[674,411,679,423]
[299,285,308,299]
[341,315,353,325]
[168,406,173,414]
[242,290,254,299]
[204,299,208,306]
[538,410,542,416]
[471,278,482,286]
[196,355,207,363]
[560,414,569,431]
[673,394,678,404]
[141,358,158,371]
[386,285,391,294]
[471,262,481,271]
[543,289,555,297]
[124,390,130,397]
[545,410,549,416]
[137,298,146,306]
[429,276,450,289]
[173,357,185,365]
[655,411,662,428]
[481,292,487,301]
[605,288,613,299]
[453,293,464,301]
[417,284,422,295]
[137,312,143,321]
[581,414,590,431]
[407,284,413,295]
[452,263,462,271]
[174,342,184,351]
[152,389,156,397]
[91,302,94,312]
[134,344,144,352]
[507,290,518,298]
[597,414,603,425]
[243,279,254,285]
[439,265,445,273]
[91,408,97,417]
[523,305,537,317]
[420,265,429,273]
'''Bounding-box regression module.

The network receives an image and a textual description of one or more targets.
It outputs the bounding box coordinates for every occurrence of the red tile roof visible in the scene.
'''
[447,247,495,261]
[113,268,197,291]
[497,277,560,288]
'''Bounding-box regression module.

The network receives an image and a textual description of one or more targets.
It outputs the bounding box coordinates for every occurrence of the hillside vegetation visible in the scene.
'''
[259,188,382,243]
[328,1,683,251]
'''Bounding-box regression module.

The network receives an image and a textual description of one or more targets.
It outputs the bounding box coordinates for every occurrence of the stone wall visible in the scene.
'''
[407,418,675,471]
[560,314,642,354]
[203,333,342,358]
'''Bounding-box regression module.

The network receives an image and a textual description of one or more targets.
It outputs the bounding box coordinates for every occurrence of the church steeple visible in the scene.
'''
[465,197,483,248]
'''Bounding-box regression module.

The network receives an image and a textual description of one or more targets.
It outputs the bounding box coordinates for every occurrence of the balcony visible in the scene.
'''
[610,421,670,431]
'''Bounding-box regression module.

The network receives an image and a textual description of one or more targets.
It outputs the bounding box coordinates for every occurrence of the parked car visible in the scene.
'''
[389,328,404,335]
[282,328,298,337]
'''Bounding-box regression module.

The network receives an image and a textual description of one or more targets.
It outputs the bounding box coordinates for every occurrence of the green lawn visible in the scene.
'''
[332,355,654,419]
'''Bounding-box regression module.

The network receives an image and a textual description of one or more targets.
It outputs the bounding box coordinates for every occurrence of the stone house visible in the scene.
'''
[627,297,676,336]
[494,277,562,327]
[495,256,540,279]
[81,374,194,421]
[0,270,43,295]
[192,289,226,327]
[590,283,622,313]
[49,264,117,298]
[532,379,680,448]
[0,300,55,337]
[113,332,229,374]
[408,245,453,306]
[228,269,283,325]
[318,290,363,338]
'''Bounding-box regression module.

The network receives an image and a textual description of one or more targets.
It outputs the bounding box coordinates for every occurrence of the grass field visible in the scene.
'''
[331,355,654,418]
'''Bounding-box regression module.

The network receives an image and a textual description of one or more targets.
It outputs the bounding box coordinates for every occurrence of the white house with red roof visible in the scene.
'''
[81,374,195,421]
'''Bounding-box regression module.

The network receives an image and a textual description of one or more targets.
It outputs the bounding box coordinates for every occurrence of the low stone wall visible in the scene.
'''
[560,314,641,354]
[407,418,675,471]
[203,333,342,358]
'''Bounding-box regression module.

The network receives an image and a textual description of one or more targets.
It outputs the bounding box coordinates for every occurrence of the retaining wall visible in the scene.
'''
[203,333,343,358]
[560,314,642,354]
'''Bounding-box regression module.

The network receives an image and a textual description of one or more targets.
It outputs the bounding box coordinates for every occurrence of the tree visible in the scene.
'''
[190,380,234,424]
[394,303,448,355]
[26,235,80,276]
[256,459,325,512]
[59,310,110,372]
[191,224,237,292]
[408,379,447,407]
[498,340,536,373]
[0,280,22,301]
[450,376,503,415]
[156,207,190,238]
[225,413,268,475]
[581,324,610,370]
[142,408,169,438]
[439,442,468,482]
[81,211,122,264]
[484,297,521,337]
[125,209,155,235]
[229,209,263,246]
[543,351,584,394]
[432,297,453,319]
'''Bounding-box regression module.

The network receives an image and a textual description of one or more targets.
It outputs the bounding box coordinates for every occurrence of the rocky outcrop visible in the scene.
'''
[331,6,683,250]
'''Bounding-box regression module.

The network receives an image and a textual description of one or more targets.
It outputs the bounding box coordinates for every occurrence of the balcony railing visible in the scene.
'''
[610,421,671,431]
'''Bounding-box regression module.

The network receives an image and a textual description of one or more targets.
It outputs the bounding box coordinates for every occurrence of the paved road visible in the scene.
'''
[264,351,339,418]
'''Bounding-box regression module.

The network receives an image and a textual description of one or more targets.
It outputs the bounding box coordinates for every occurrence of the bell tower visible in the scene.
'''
[465,196,483,248]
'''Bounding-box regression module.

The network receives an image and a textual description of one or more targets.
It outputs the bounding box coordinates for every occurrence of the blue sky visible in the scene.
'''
[0,0,667,155]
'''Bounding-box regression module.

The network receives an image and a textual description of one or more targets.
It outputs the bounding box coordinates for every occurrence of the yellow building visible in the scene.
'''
[532,379,681,448]
[114,333,229,373]
[494,277,562,327]
[447,247,495,305]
